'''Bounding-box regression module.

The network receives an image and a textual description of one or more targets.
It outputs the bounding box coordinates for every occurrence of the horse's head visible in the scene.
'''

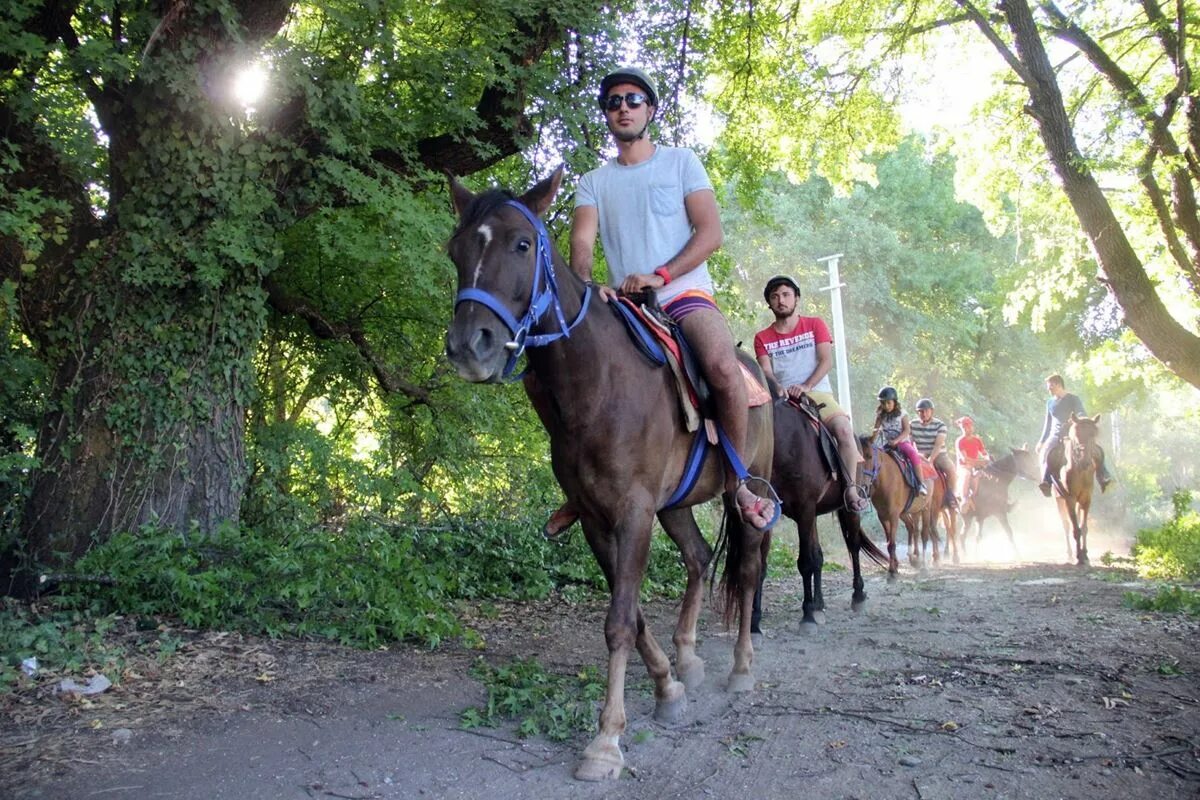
[1009,447,1041,480]
[444,167,567,382]
[1068,413,1102,447]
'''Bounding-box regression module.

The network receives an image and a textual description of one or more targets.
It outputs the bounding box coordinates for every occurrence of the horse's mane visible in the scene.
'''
[451,188,516,239]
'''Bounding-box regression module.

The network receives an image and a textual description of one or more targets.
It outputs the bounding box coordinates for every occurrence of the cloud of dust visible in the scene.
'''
[956,483,1134,566]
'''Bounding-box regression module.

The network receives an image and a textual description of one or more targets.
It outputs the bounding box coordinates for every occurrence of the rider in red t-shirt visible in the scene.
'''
[955,416,990,511]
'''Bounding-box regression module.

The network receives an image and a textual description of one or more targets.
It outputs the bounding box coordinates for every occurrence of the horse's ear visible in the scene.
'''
[1091,413,1101,424]
[518,165,565,217]
[447,173,476,217]
[1068,411,1079,422]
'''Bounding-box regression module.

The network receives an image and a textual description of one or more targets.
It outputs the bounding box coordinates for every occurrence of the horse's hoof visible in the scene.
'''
[751,631,764,649]
[798,620,819,636]
[727,671,756,693]
[851,597,868,613]
[887,572,898,584]
[812,610,827,625]
[677,659,705,692]
[654,681,688,725]
[575,741,624,781]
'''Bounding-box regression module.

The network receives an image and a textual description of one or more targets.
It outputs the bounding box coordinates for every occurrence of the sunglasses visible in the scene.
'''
[602,92,649,111]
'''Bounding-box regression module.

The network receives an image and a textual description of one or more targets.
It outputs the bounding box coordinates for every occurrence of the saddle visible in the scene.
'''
[610,295,769,438]
[787,396,846,483]
[885,449,925,513]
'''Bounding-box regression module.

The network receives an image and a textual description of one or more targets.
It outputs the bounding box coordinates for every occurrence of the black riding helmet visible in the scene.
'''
[915,398,934,410]
[877,386,899,402]
[763,275,800,303]
[597,66,659,109]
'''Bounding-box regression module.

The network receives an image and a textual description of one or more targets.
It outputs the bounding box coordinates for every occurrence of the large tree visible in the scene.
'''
[0,0,614,595]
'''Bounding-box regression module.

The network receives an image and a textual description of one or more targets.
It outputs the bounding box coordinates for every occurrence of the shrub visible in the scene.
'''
[1131,491,1200,580]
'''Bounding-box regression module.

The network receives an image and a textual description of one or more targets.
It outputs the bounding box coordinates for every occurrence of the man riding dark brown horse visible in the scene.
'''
[445,167,775,781]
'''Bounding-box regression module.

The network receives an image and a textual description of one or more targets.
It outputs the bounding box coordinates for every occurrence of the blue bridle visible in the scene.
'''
[454,200,592,379]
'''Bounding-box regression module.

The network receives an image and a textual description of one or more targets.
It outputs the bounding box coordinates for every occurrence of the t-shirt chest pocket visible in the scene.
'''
[650,183,682,216]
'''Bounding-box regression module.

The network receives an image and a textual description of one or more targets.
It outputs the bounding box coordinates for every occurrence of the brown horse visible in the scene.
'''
[444,169,773,781]
[1050,413,1102,565]
[753,397,888,634]
[858,436,954,576]
[959,447,1040,557]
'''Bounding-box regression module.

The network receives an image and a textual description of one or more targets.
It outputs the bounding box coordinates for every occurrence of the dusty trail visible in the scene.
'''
[4,555,1198,800]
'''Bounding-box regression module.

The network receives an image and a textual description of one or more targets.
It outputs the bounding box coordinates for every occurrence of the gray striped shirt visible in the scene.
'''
[910,418,947,458]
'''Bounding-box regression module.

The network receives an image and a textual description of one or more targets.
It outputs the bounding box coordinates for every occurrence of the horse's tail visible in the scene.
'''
[843,512,888,568]
[716,494,752,629]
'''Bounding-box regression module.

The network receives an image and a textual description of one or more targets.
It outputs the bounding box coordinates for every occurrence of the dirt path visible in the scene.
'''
[4,556,1198,800]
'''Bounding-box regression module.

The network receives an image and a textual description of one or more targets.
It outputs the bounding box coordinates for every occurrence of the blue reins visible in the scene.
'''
[454,200,592,379]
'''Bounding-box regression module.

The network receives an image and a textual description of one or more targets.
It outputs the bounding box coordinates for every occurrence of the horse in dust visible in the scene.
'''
[444,169,775,780]
[958,447,1040,557]
[1048,413,1103,565]
[858,435,956,576]
[753,397,888,635]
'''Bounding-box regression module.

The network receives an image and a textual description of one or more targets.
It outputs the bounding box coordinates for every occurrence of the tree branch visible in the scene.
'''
[262,278,432,405]
[955,0,1032,86]
[1041,1,1200,278]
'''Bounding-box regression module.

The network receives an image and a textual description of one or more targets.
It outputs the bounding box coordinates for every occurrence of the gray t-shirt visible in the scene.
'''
[575,145,714,304]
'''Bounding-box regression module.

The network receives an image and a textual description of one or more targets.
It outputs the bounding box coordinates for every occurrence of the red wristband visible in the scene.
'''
[654,267,672,285]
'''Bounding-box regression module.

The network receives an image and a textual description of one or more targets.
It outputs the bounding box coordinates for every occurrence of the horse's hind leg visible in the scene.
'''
[658,508,711,691]
[837,508,869,612]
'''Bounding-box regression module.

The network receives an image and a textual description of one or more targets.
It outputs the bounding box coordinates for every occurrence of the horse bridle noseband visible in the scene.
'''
[454,201,592,379]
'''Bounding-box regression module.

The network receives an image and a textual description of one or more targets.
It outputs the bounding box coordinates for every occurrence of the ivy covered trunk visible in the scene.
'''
[1,1,566,595]
[0,7,285,595]
[10,276,261,596]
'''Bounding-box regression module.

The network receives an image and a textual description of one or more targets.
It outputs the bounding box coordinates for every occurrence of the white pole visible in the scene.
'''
[817,253,851,422]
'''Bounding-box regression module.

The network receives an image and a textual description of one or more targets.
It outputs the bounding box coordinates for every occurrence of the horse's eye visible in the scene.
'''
[516,239,532,253]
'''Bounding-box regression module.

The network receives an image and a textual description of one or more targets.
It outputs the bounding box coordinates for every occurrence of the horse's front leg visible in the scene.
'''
[1077,502,1090,566]
[796,511,822,632]
[658,508,711,692]
[1056,499,1074,562]
[575,505,661,781]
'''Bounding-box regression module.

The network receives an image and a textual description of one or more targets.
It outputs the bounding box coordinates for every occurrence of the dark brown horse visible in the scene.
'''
[959,447,1040,556]
[444,169,773,781]
[858,436,953,576]
[755,398,887,634]
[1051,413,1102,565]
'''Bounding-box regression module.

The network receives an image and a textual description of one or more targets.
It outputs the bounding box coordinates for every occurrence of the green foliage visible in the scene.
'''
[0,600,126,693]
[1124,586,1200,617]
[0,280,43,546]
[460,657,605,741]
[66,522,461,648]
[59,513,695,648]
[1131,492,1200,580]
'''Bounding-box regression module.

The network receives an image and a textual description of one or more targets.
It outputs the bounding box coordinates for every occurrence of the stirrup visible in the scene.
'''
[844,485,870,513]
[735,476,782,532]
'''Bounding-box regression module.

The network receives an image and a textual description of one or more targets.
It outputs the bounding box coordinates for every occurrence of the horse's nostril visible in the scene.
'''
[471,328,494,359]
